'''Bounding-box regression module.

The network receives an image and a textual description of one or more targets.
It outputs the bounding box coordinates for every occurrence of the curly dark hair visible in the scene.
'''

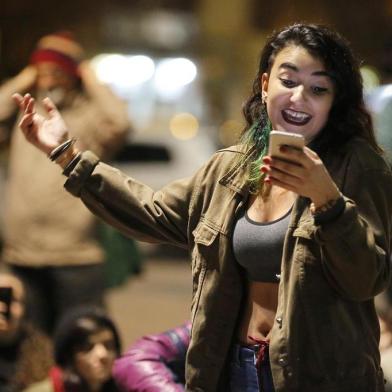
[6,323,53,391]
[239,23,381,192]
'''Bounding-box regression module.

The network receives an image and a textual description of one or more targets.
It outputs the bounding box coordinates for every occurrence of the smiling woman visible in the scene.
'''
[261,46,335,142]
[14,23,392,392]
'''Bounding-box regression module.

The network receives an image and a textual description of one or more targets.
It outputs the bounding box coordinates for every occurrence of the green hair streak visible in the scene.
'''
[244,117,272,194]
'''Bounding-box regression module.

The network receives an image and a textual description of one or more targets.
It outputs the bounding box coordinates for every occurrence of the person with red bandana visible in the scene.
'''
[0,32,131,335]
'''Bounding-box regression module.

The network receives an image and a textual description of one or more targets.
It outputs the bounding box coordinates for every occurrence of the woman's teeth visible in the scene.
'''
[282,109,311,126]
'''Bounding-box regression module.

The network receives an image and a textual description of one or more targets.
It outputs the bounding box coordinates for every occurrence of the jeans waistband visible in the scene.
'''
[232,339,270,366]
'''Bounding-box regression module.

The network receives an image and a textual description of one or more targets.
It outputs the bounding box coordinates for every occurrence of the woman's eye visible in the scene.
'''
[279,78,296,88]
[312,86,328,95]
[103,340,116,351]
[78,342,94,353]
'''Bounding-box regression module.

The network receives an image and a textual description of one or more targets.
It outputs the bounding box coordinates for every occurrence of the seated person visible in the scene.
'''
[0,272,53,391]
[376,293,392,392]
[113,321,191,392]
[24,306,122,392]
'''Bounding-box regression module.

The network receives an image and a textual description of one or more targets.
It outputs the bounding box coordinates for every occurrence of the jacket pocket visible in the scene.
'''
[193,220,220,246]
[190,221,219,325]
[291,221,320,267]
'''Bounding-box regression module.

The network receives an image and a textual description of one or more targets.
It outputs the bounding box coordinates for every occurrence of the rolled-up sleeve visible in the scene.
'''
[315,158,392,301]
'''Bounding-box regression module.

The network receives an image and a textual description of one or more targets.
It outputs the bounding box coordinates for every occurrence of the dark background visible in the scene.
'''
[1,0,392,77]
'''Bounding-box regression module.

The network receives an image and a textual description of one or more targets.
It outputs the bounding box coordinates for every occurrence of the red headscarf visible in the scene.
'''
[30,31,84,78]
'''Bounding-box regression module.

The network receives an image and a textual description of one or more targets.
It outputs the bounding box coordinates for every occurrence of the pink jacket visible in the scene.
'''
[113,322,191,392]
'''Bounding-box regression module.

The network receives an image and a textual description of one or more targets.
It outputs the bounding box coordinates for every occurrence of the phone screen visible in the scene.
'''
[0,287,13,320]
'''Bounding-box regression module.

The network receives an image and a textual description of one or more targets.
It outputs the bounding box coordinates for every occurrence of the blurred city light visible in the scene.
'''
[91,53,201,133]
[92,54,155,88]
[360,65,380,93]
[169,113,199,140]
[154,58,197,100]
[141,11,196,49]
[91,54,197,101]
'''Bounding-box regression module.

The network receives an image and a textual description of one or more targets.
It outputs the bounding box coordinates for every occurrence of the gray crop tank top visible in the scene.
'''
[232,207,291,283]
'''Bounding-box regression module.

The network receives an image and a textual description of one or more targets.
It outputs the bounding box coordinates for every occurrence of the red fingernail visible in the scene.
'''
[263,156,271,163]
[261,166,268,173]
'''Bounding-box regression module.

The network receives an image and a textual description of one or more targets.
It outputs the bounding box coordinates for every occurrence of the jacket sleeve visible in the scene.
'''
[64,151,206,247]
[314,153,392,301]
[71,63,132,160]
[113,322,191,392]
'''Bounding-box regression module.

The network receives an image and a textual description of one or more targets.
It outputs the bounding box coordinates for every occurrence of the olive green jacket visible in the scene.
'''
[64,138,392,392]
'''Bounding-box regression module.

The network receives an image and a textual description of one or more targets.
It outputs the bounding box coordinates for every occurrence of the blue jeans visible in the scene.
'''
[229,342,275,392]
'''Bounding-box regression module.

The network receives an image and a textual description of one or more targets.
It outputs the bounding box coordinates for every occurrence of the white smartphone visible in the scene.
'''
[268,130,305,159]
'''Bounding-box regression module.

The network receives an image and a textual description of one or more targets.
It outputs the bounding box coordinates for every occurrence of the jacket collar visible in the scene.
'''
[219,144,312,229]
[218,145,253,196]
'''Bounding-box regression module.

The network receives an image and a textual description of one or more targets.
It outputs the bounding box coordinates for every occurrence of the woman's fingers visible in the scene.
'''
[263,144,321,174]
[273,145,319,169]
[264,175,298,192]
[19,113,35,132]
[303,146,319,158]
[13,93,33,112]
[261,147,317,193]
[262,156,305,181]
[14,94,68,153]
[277,145,304,162]
[42,97,59,117]
[264,166,304,190]
[262,144,339,202]
[12,93,23,107]
[25,97,35,115]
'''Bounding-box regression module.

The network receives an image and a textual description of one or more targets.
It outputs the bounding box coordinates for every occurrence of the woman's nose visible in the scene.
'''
[93,343,109,359]
[290,85,306,102]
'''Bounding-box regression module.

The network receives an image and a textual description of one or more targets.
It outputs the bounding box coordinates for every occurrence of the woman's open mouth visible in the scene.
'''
[282,109,312,126]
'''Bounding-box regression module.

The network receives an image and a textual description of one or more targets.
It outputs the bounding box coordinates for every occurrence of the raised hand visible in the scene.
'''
[13,93,69,155]
[261,145,341,208]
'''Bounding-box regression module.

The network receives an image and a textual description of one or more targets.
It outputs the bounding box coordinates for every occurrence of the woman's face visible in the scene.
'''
[74,328,117,390]
[35,62,77,106]
[261,45,335,143]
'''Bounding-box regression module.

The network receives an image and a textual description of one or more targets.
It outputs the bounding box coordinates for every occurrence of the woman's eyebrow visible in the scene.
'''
[279,62,332,78]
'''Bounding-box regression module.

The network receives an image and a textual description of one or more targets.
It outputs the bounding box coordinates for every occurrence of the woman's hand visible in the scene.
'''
[261,145,340,208]
[12,93,69,155]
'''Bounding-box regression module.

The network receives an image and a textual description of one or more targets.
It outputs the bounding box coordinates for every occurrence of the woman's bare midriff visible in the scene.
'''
[238,282,279,344]
[237,185,295,345]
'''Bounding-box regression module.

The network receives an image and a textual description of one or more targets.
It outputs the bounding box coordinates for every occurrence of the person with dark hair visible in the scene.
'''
[377,294,392,392]
[24,306,122,392]
[0,272,53,392]
[0,31,131,334]
[13,23,392,391]
[113,321,191,391]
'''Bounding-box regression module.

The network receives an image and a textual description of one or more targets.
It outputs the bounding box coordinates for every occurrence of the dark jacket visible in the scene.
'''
[64,139,392,391]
